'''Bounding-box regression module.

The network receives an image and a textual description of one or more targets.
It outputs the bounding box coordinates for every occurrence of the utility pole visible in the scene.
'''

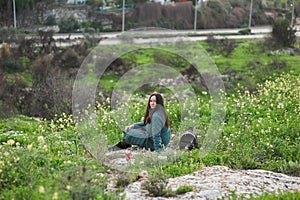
[248,0,253,28]
[291,1,295,26]
[194,0,198,32]
[13,0,17,28]
[122,0,125,32]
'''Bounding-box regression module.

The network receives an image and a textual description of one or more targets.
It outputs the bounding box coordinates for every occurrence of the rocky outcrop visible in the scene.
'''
[43,6,89,23]
[124,166,300,199]
[103,148,300,199]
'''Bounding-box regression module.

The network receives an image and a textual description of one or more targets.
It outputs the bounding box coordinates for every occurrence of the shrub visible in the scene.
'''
[45,15,57,26]
[206,36,237,57]
[271,18,296,48]
[37,30,57,54]
[59,48,81,69]
[0,42,11,58]
[0,27,22,44]
[18,38,39,59]
[0,73,27,117]
[0,58,24,73]
[58,15,80,33]
[141,171,174,197]
[31,55,73,118]
[115,172,136,190]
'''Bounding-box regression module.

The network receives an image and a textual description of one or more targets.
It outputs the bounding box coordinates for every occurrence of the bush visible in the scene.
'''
[0,73,27,117]
[59,48,81,69]
[271,18,296,48]
[45,15,57,26]
[206,36,237,57]
[0,27,20,44]
[58,15,80,33]
[31,55,73,118]
[0,58,24,73]
[141,172,174,197]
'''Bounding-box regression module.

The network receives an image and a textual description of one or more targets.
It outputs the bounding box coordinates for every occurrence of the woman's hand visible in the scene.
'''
[125,124,134,132]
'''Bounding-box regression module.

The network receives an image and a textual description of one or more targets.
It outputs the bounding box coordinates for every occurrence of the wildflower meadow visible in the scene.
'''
[0,71,299,199]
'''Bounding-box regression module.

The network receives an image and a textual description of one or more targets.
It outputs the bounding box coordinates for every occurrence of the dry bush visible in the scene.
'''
[17,30,57,59]
[0,27,24,44]
[18,38,40,59]
[52,44,90,71]
[0,43,11,58]
[37,30,57,55]
[31,54,53,81]
[31,54,73,118]
[0,73,27,117]
[59,48,80,69]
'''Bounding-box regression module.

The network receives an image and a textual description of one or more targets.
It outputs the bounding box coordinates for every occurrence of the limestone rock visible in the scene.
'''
[124,166,300,200]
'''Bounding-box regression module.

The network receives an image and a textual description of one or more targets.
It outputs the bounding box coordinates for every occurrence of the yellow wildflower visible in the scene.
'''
[4,151,10,157]
[38,136,44,143]
[27,144,33,151]
[7,139,15,146]
[39,186,45,193]
[52,192,58,200]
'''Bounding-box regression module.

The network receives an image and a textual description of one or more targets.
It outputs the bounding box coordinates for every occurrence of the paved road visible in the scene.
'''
[52,26,273,40]
[98,26,273,45]
[2,25,295,48]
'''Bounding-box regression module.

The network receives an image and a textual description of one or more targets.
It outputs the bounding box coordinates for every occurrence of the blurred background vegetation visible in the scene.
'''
[0,0,299,31]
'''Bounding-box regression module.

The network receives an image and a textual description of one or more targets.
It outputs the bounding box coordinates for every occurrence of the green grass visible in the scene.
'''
[250,191,300,200]
[0,114,121,199]
[101,39,300,94]
[122,48,156,65]
[99,74,119,91]
[199,39,299,72]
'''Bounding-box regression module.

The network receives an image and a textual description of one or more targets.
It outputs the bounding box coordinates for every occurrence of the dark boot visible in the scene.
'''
[116,140,132,149]
[108,140,132,151]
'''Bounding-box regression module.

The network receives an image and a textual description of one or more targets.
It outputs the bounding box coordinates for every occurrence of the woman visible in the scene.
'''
[110,92,171,153]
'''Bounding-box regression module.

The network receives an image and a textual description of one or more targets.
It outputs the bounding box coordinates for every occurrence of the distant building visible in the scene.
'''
[66,0,87,4]
[153,0,171,5]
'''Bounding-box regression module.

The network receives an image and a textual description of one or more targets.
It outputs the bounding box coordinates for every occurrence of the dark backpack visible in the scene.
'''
[179,130,199,150]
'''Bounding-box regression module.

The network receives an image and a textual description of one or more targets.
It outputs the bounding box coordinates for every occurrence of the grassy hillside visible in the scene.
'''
[1,73,299,199]
[0,38,300,199]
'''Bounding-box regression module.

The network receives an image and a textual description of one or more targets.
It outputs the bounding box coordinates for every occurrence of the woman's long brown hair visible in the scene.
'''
[143,93,170,127]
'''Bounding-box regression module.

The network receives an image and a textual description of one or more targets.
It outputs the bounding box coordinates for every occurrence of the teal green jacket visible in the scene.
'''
[124,111,170,153]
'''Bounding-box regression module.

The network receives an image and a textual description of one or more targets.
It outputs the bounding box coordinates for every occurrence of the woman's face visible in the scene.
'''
[149,95,157,109]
